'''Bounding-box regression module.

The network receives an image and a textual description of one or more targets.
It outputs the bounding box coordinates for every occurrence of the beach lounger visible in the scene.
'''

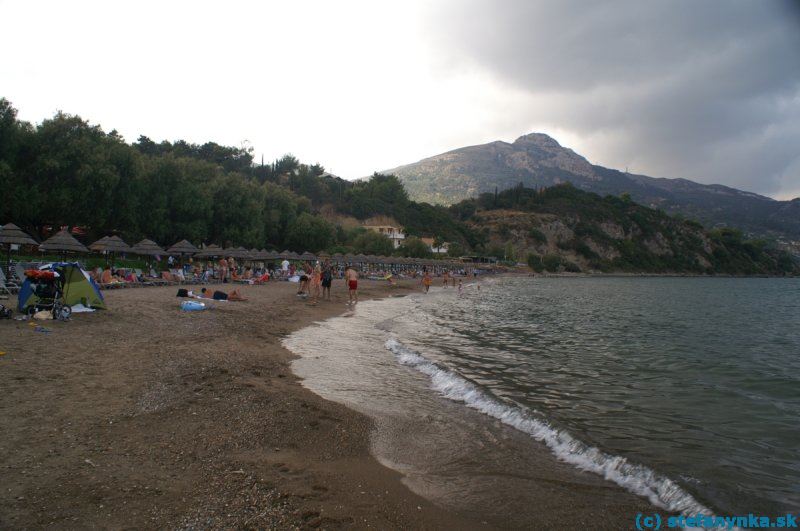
[134,269,155,286]
[13,268,27,287]
[0,268,18,295]
[170,268,188,284]
[145,269,169,286]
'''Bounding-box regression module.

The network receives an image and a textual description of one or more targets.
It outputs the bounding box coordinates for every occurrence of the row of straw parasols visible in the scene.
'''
[0,224,298,264]
[1,224,469,268]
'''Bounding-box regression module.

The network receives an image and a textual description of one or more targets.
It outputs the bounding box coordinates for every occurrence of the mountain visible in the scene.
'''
[385,133,800,241]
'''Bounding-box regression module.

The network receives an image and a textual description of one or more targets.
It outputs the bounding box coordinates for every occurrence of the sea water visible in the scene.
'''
[284,277,800,522]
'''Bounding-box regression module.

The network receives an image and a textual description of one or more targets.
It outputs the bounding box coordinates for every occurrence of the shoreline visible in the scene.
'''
[0,279,475,529]
[516,271,798,278]
[285,281,660,528]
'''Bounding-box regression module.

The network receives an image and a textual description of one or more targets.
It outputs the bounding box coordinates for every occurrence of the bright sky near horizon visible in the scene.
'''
[2,0,799,199]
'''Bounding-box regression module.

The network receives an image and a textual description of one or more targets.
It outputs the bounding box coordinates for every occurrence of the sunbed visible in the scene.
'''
[0,268,19,294]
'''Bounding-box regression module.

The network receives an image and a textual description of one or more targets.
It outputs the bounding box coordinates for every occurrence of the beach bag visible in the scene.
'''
[176,288,189,297]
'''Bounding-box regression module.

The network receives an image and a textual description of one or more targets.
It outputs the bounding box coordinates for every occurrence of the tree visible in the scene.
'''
[527,253,544,272]
[398,236,431,258]
[542,254,562,272]
[447,241,465,258]
[352,231,394,255]
[504,242,516,262]
[285,213,335,252]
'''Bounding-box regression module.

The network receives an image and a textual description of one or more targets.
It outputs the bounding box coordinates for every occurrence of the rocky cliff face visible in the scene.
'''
[465,184,796,275]
[385,133,799,241]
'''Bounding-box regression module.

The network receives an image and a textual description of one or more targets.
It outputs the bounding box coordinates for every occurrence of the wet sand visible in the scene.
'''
[0,278,652,529]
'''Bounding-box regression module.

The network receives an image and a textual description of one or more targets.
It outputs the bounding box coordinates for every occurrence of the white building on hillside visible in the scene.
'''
[364,224,406,249]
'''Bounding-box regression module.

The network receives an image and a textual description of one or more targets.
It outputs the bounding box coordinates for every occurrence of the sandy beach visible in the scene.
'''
[0,277,661,529]
[0,279,478,529]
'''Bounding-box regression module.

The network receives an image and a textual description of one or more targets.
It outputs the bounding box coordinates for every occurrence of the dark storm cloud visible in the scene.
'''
[429,0,800,197]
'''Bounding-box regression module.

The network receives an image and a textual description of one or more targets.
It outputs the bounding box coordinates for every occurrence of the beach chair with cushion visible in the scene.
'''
[0,268,18,295]
[146,269,169,286]
[134,269,155,286]
[13,267,27,287]
[119,269,141,288]
[169,268,187,284]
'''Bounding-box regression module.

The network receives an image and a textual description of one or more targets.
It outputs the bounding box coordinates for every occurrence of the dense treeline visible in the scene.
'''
[1,98,795,274]
[0,98,477,254]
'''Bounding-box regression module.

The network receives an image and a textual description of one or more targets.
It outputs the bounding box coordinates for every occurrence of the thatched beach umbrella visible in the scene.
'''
[89,235,131,266]
[89,235,131,254]
[39,229,88,260]
[166,239,198,256]
[0,223,38,247]
[299,251,316,262]
[88,235,108,249]
[0,223,38,269]
[130,238,165,269]
[194,244,222,259]
[236,247,251,260]
[131,239,165,256]
[166,239,198,267]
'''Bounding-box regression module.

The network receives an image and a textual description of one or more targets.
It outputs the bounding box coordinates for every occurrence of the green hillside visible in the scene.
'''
[1,97,795,275]
[454,184,797,275]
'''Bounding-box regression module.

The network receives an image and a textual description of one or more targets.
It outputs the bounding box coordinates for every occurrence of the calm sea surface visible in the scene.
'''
[284,277,800,522]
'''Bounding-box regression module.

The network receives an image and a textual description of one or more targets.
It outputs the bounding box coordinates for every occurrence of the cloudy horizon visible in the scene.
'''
[2,0,799,199]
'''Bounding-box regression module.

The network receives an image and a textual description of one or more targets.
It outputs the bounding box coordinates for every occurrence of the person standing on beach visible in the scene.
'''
[310,261,322,304]
[218,257,228,283]
[422,269,432,293]
[346,264,358,305]
[442,270,449,288]
[321,260,333,301]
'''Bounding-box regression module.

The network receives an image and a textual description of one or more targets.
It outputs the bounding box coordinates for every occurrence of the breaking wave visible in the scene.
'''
[386,337,715,518]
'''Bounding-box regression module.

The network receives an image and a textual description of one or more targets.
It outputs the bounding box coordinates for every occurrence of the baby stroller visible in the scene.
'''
[23,269,72,321]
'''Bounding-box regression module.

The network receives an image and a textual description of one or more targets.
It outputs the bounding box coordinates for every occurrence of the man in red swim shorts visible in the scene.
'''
[345,264,359,305]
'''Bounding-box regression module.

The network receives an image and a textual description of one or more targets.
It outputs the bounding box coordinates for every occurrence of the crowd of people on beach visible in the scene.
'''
[173,256,485,306]
[6,252,490,313]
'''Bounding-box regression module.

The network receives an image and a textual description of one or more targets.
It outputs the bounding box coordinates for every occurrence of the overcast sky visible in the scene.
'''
[2,1,799,198]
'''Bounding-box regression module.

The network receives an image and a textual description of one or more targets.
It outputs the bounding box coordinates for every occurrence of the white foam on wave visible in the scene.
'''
[386,337,715,518]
